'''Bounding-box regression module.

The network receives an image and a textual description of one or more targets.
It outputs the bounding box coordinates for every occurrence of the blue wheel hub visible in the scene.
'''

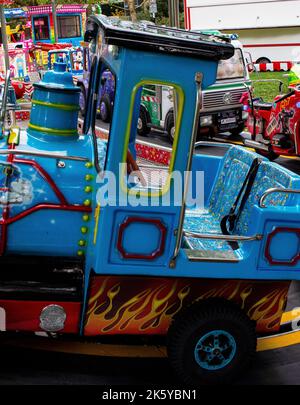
[194,330,236,371]
[100,101,107,117]
[79,91,85,110]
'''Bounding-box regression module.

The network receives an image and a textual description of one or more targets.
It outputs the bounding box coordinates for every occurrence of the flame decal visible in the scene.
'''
[84,277,290,336]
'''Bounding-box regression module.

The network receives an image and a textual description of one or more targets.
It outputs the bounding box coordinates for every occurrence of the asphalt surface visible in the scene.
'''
[1,120,300,385]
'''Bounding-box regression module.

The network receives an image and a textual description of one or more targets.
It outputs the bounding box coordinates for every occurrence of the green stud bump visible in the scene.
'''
[85,186,92,193]
[85,174,93,181]
[85,162,93,169]
[84,199,91,207]
[77,250,84,257]
[81,227,88,234]
[82,214,90,222]
[78,240,86,247]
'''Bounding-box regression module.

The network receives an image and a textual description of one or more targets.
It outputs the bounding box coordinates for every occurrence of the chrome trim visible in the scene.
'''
[0,149,89,162]
[201,103,242,113]
[195,141,233,149]
[170,72,203,268]
[259,187,300,208]
[184,230,263,242]
[295,121,299,155]
[202,87,245,110]
[0,69,10,124]
[184,248,239,263]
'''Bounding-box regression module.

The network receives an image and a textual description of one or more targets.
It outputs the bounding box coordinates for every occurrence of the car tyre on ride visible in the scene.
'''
[165,110,175,143]
[167,300,257,385]
[137,107,151,136]
[99,94,112,123]
[78,84,86,117]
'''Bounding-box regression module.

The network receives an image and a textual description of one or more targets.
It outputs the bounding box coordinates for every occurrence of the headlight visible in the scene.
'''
[242,111,249,120]
[200,115,213,126]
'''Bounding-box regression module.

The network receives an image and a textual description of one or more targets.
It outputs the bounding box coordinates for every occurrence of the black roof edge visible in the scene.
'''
[89,15,235,61]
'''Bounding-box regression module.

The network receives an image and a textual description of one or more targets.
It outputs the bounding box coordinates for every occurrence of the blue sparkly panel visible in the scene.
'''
[96,139,108,171]
[184,146,300,251]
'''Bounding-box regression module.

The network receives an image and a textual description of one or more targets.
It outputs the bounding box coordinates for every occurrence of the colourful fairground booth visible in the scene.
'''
[25,4,88,47]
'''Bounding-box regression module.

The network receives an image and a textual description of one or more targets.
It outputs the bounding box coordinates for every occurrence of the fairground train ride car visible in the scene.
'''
[242,70,300,161]
[0,15,299,385]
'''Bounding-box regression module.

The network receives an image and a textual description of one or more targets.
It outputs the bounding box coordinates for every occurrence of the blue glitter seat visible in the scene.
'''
[184,146,300,252]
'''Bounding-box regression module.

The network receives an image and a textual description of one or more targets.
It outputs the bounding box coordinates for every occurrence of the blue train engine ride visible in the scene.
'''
[0,15,299,384]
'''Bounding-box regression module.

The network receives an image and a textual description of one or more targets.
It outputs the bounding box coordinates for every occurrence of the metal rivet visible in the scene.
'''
[78,240,86,247]
[85,162,93,169]
[85,174,93,181]
[84,199,91,206]
[57,161,66,168]
[82,214,90,222]
[85,186,92,193]
[77,250,84,256]
[81,227,88,234]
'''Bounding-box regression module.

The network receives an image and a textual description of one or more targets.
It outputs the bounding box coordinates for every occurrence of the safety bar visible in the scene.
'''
[195,141,233,149]
[259,188,300,208]
[0,149,89,162]
[183,230,263,242]
[0,69,10,122]
[170,72,203,267]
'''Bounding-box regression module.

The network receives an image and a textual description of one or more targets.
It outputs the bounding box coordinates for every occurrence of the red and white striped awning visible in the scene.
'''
[254,61,293,72]
[25,4,87,16]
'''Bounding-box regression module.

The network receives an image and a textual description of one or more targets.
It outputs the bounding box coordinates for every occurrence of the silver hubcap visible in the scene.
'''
[137,117,143,130]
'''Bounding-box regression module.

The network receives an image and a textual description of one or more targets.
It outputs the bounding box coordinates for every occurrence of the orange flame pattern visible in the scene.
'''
[84,276,290,336]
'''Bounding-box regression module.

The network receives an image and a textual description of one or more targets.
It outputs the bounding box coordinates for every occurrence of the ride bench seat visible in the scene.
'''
[183,145,300,260]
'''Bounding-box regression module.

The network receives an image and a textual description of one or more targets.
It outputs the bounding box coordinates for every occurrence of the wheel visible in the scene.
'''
[165,111,175,143]
[99,94,112,123]
[137,107,151,136]
[167,300,257,385]
[78,84,86,117]
[229,124,245,139]
[256,57,271,64]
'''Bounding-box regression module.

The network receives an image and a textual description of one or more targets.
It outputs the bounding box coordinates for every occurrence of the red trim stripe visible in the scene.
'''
[183,0,188,29]
[244,43,300,48]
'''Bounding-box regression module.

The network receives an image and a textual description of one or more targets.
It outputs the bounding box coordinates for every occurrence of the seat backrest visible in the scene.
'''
[208,146,266,221]
[235,161,300,235]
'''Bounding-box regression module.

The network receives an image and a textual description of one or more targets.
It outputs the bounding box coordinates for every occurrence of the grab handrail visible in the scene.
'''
[0,149,89,162]
[259,187,300,208]
[183,230,263,242]
[194,141,233,149]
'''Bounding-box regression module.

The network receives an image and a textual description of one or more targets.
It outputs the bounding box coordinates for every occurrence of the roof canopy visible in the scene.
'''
[90,15,234,61]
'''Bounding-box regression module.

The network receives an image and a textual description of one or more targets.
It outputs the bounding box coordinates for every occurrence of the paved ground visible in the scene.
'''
[1,119,300,385]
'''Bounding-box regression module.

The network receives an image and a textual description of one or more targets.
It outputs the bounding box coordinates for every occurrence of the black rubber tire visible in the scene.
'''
[165,111,175,143]
[256,57,271,64]
[99,94,112,123]
[78,84,86,117]
[167,299,257,385]
[229,124,246,139]
[137,107,151,136]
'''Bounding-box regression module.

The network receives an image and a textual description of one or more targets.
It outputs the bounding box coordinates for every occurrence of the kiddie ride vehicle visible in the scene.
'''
[242,73,300,160]
[0,15,300,385]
